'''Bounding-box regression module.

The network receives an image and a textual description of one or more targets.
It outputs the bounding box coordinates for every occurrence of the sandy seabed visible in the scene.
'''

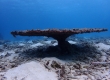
[0,37,110,80]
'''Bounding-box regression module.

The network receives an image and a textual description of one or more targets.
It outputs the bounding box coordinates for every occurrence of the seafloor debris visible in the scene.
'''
[11,28,108,53]
[0,38,110,80]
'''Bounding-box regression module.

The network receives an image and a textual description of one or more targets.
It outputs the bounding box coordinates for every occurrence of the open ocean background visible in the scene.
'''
[0,0,110,40]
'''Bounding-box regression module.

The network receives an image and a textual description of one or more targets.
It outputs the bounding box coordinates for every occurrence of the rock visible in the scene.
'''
[51,40,57,44]
[27,40,33,44]
[101,52,107,56]
[0,74,7,80]
[44,41,52,44]
[51,61,61,69]
[30,43,44,48]
[68,40,77,44]
[95,43,110,51]
[100,56,107,61]
[52,43,58,46]
[0,52,6,57]
[19,43,25,47]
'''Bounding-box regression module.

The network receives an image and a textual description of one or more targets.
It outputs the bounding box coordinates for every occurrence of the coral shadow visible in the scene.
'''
[22,42,100,62]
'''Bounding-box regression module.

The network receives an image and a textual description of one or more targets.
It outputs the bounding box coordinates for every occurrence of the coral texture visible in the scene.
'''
[11,28,107,42]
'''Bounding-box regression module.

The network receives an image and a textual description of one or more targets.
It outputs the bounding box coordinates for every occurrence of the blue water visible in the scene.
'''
[0,0,110,40]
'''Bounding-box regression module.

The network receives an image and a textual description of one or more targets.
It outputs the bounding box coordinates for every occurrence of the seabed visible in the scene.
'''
[0,37,110,80]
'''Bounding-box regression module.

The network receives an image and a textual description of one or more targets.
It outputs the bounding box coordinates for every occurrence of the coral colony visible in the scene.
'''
[11,28,108,53]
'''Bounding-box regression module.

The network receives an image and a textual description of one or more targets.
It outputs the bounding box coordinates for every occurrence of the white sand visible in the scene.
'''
[30,43,44,48]
[19,43,25,47]
[95,43,110,50]
[68,40,77,44]
[1,41,110,80]
[4,61,58,80]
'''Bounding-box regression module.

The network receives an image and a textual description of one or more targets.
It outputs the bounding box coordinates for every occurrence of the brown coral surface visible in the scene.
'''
[11,28,107,40]
[11,28,108,53]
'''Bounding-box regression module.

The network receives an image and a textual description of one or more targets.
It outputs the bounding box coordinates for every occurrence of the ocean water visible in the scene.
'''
[0,0,110,40]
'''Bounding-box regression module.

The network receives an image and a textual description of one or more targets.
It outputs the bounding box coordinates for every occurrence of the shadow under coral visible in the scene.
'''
[21,42,100,62]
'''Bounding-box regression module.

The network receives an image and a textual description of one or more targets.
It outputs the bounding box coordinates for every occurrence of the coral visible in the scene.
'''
[11,28,108,53]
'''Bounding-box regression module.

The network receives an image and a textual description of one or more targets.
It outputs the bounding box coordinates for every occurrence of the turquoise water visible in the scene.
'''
[0,0,110,40]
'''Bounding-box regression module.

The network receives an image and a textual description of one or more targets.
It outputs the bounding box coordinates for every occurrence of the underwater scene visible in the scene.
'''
[0,0,110,80]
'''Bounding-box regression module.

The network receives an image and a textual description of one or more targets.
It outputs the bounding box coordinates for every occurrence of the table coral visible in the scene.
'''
[11,28,108,53]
